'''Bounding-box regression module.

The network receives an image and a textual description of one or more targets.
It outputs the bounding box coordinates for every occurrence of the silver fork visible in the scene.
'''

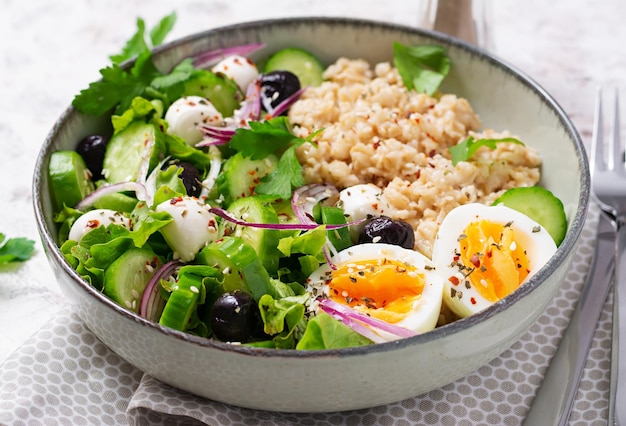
[591,87,626,425]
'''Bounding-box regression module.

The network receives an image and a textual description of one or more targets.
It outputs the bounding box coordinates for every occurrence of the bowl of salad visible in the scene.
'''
[33,16,589,412]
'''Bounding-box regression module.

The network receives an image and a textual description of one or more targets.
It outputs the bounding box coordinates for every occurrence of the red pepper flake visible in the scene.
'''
[448,276,460,286]
[373,140,381,150]
[170,196,184,205]
[86,220,100,229]
[470,254,481,268]
[470,297,477,305]
[372,203,379,210]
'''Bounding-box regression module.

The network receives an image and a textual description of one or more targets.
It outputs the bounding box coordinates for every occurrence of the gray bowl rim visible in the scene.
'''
[33,16,590,360]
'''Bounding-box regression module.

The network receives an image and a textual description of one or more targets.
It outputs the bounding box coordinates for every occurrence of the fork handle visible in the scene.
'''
[610,219,626,425]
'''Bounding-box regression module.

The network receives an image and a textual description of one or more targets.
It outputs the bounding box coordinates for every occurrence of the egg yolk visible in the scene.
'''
[453,220,530,303]
[328,258,425,324]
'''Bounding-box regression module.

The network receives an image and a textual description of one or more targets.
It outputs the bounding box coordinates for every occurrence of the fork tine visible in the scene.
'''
[591,87,606,174]
[610,88,623,171]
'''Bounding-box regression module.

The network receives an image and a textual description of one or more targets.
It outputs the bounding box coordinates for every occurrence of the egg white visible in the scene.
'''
[308,243,444,338]
[431,203,557,318]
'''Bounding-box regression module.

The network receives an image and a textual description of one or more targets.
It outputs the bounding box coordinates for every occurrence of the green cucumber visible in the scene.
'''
[224,196,280,274]
[196,236,276,301]
[183,70,241,117]
[215,152,278,207]
[103,247,161,313]
[49,150,94,210]
[102,121,165,184]
[320,206,352,252]
[264,47,324,87]
[493,186,567,246]
[159,265,221,332]
[93,191,138,213]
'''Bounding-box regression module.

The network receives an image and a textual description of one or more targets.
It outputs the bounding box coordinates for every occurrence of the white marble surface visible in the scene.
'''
[0,0,624,384]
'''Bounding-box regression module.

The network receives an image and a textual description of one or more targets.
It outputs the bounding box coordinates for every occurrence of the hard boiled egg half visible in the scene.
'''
[308,243,444,341]
[432,203,557,319]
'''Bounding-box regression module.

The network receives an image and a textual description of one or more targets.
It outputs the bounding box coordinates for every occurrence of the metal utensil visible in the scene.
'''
[523,211,615,425]
[590,87,626,426]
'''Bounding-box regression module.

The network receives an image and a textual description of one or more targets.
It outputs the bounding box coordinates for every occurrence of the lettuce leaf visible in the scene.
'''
[296,312,373,350]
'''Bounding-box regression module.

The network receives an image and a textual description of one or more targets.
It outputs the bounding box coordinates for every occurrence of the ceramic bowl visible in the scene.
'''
[33,17,589,413]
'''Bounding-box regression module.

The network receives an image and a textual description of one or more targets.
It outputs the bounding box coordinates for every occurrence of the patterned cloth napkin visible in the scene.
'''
[0,206,610,426]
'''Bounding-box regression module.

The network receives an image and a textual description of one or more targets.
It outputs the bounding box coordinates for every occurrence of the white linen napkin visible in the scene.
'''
[0,206,609,426]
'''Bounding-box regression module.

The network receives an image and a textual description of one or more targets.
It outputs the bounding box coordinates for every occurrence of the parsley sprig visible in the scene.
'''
[229,117,321,199]
[449,136,524,165]
[72,12,186,116]
[0,233,35,265]
[393,42,450,95]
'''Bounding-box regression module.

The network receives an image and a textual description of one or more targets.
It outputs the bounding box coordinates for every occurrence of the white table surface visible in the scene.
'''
[1,0,624,393]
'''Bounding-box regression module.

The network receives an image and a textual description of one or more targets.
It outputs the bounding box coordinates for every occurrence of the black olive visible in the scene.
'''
[176,162,202,197]
[358,216,415,250]
[76,134,108,180]
[260,70,301,113]
[210,290,260,343]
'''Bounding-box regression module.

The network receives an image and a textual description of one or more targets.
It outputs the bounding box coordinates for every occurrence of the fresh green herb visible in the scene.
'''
[229,117,321,199]
[110,12,177,65]
[72,13,182,116]
[393,42,450,95]
[449,136,525,165]
[0,233,35,265]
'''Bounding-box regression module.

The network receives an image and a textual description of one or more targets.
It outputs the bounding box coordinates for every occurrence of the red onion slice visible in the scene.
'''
[318,298,418,340]
[265,86,307,118]
[291,184,338,225]
[75,181,147,210]
[192,43,265,69]
[209,207,355,231]
[139,259,182,321]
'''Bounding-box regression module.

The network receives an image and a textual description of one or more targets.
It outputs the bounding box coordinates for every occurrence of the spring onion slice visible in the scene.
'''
[192,43,266,69]
[199,146,222,199]
[318,298,418,340]
[139,259,182,321]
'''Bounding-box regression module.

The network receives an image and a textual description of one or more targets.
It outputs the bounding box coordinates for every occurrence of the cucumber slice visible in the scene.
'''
[103,247,161,313]
[49,150,95,210]
[102,121,165,184]
[224,196,280,274]
[264,47,324,87]
[93,191,138,213]
[216,152,278,207]
[493,186,567,246]
[183,70,241,117]
[320,206,352,252]
[196,236,276,301]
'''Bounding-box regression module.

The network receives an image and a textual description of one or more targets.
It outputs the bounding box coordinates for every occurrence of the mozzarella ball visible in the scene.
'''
[431,203,557,318]
[164,96,223,146]
[338,184,392,241]
[68,209,131,241]
[155,196,220,262]
[211,55,259,92]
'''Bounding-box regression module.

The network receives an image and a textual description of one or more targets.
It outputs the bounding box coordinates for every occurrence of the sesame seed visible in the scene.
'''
[190,286,199,294]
